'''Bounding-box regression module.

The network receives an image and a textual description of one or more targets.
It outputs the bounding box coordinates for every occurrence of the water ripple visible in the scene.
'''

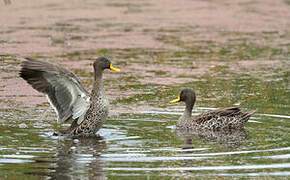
[179,147,290,157]
[104,163,290,171]
[102,156,211,162]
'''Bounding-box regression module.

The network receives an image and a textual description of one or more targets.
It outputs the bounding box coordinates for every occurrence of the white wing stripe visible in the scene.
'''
[46,95,60,121]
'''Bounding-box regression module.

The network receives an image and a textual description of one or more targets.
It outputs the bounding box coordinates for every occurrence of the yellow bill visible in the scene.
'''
[110,64,120,72]
[170,96,180,103]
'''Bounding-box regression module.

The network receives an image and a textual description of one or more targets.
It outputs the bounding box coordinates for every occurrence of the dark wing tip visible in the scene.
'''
[247,109,257,117]
[19,59,51,93]
[19,58,37,79]
[24,57,35,60]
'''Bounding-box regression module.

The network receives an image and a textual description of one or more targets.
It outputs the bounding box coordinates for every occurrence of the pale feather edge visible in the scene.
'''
[45,95,61,122]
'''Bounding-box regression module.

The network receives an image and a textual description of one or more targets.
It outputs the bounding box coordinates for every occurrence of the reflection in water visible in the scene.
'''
[31,136,106,179]
[54,136,106,179]
[176,128,249,148]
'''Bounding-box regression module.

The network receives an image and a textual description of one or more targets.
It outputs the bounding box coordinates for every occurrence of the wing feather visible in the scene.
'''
[20,58,90,123]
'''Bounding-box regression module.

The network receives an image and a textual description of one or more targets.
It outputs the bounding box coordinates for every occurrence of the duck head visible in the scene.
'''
[171,88,196,107]
[93,57,120,73]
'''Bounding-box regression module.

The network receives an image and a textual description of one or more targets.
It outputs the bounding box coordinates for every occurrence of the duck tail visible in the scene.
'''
[240,109,256,124]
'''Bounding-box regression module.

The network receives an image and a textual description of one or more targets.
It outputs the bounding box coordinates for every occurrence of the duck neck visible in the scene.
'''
[182,101,193,119]
[179,100,194,125]
[92,70,104,96]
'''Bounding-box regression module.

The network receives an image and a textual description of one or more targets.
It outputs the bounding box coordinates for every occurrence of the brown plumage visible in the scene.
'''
[19,57,120,137]
[171,88,255,130]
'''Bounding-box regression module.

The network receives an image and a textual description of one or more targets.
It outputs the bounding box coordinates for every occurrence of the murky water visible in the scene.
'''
[1,0,290,179]
[0,108,290,179]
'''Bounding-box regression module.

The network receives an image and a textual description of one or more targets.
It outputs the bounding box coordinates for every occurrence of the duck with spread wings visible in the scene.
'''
[19,57,120,137]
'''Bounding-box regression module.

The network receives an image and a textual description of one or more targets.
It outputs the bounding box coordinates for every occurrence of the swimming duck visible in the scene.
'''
[170,88,255,130]
[19,57,120,136]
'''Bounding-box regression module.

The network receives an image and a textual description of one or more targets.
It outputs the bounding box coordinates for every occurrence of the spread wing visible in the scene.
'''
[20,58,90,124]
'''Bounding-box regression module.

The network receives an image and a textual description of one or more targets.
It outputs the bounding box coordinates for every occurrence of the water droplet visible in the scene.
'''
[19,123,27,129]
